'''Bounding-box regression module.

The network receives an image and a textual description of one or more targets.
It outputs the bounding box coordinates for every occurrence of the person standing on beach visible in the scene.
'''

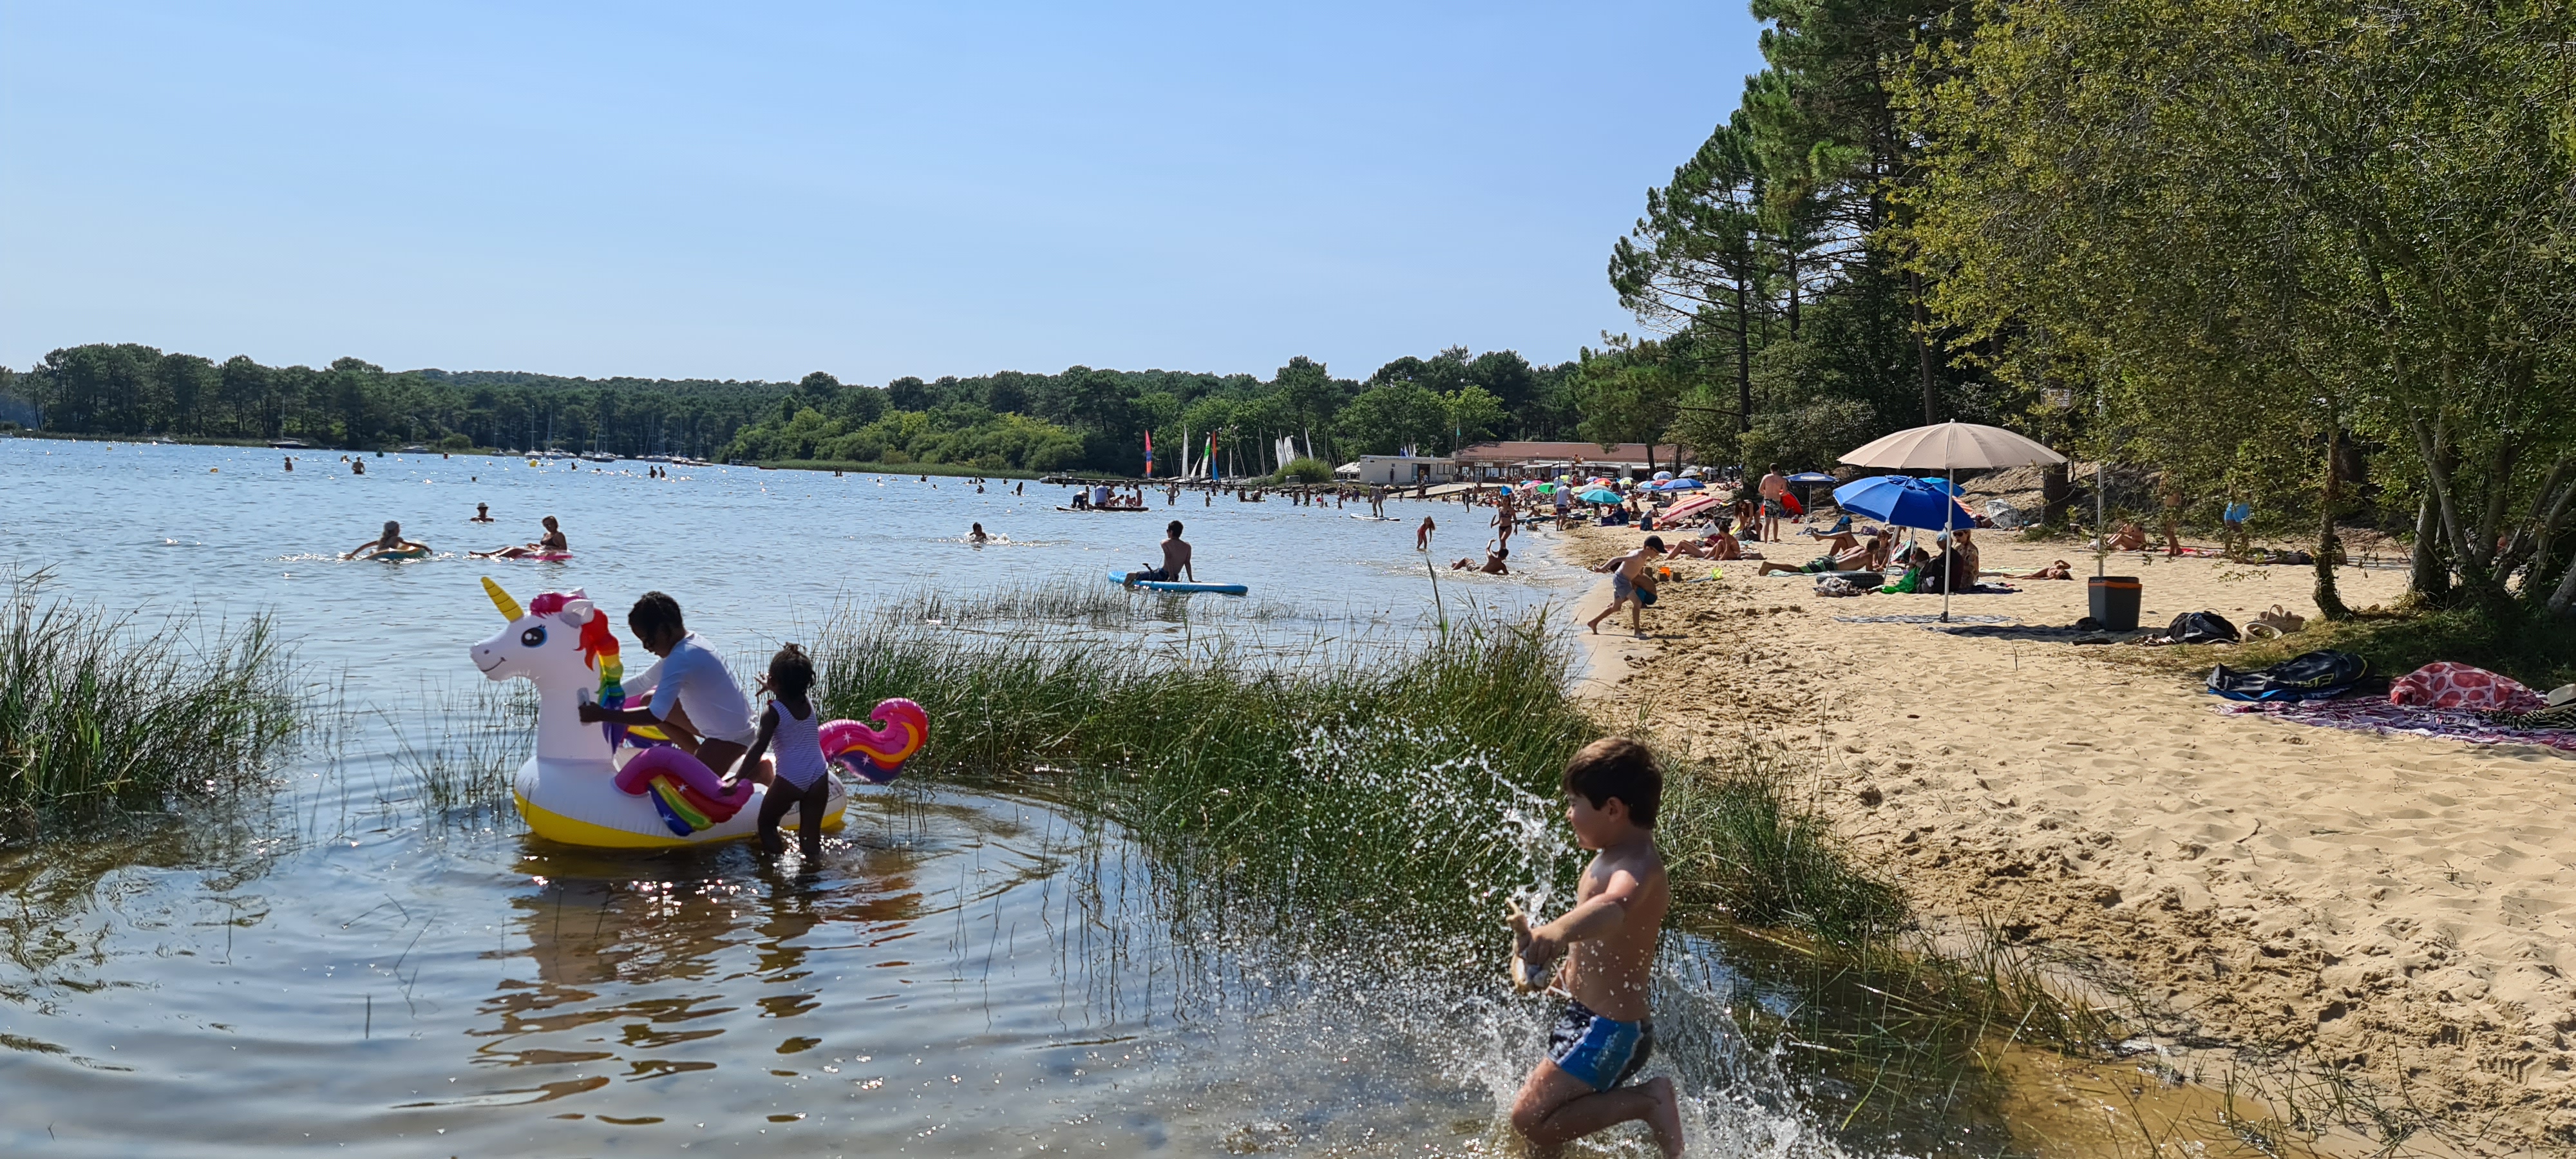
[1554,483,1572,531]
[1508,737,1683,1157]
[1757,466,1787,542]
[1123,521,1194,587]
[1493,489,1517,551]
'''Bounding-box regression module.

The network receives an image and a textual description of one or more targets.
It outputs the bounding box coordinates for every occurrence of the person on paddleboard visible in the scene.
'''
[1123,521,1194,588]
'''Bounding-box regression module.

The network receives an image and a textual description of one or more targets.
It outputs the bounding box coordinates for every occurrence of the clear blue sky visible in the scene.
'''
[1,2,1763,384]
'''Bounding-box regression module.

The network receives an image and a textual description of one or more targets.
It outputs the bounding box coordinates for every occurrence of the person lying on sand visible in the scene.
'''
[2103,521,2150,551]
[473,515,567,558]
[1509,738,1684,1158]
[2014,559,2075,580]
[1451,542,1510,574]
[1123,521,1194,587]
[1586,538,1665,637]
[1751,529,1888,576]
[343,521,428,560]
[1663,528,1743,561]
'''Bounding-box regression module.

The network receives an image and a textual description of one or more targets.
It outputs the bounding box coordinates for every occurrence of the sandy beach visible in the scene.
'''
[1555,520,2576,1153]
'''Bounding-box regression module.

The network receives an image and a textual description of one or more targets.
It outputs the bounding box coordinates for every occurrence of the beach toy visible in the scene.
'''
[373,545,430,560]
[819,700,928,784]
[1104,571,1249,596]
[468,578,929,849]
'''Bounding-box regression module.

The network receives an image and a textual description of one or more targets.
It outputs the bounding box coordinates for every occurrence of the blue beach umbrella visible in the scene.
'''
[1650,478,1704,491]
[1915,476,1965,496]
[1578,488,1623,504]
[1784,471,1837,484]
[1831,475,1976,531]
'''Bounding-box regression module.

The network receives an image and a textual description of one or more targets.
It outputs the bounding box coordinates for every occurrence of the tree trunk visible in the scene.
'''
[1908,269,1939,425]
[2042,462,2070,527]
[1734,278,1753,434]
[2409,497,2452,605]
[2315,426,2351,620]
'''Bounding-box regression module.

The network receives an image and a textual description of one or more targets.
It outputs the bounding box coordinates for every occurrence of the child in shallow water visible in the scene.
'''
[1509,738,1684,1157]
[738,643,830,860]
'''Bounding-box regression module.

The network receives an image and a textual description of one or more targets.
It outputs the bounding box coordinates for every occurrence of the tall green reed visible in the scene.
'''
[0,569,299,834]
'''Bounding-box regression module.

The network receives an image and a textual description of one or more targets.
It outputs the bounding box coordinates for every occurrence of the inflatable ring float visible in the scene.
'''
[468,578,928,848]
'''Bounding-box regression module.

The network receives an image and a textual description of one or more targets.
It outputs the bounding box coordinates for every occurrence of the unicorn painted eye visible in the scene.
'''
[521,626,547,648]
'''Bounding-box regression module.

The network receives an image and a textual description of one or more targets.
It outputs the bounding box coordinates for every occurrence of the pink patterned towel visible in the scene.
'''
[2388,663,2546,711]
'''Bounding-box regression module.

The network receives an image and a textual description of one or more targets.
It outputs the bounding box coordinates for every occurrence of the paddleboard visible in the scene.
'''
[1347,514,1397,522]
[1106,571,1247,596]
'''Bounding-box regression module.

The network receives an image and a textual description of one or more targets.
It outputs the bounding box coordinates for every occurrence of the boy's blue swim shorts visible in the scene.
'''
[1547,1000,1654,1091]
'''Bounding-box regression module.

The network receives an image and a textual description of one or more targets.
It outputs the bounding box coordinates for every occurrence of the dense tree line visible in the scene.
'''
[715,348,1576,475]
[1596,0,2575,619]
[3,344,788,459]
[5,343,1579,476]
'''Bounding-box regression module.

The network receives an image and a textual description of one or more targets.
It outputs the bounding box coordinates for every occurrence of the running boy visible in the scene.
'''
[579,592,761,783]
[1509,737,1683,1157]
[1586,536,1666,637]
[737,643,830,860]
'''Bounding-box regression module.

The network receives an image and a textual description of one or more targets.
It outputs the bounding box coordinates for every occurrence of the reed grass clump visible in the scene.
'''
[817,602,1599,934]
[1658,740,1907,945]
[0,570,298,833]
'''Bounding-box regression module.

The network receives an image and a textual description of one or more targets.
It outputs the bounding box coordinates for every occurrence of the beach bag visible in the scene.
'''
[2163,611,2239,644]
[2206,650,2368,702]
[2389,663,2546,711]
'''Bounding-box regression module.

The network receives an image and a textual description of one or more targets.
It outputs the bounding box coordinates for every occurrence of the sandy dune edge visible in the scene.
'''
[1551,522,2575,1153]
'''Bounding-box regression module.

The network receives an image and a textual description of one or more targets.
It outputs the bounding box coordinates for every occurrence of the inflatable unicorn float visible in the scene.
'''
[468,578,927,849]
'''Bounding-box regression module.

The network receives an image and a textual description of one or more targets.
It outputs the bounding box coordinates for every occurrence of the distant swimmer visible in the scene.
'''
[969,522,989,544]
[473,515,567,558]
[1122,521,1194,588]
[283,457,294,471]
[351,458,365,475]
[343,520,427,560]
[471,503,497,523]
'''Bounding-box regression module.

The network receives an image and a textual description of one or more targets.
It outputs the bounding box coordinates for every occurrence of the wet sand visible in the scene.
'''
[1553,521,2575,1154]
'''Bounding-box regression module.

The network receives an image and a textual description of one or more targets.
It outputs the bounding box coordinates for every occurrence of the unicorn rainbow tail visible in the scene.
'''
[820,699,929,784]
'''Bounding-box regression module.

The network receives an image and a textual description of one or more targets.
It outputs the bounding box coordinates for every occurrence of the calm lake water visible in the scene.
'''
[1,439,2000,1156]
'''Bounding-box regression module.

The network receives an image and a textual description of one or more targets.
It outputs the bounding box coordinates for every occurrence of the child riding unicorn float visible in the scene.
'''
[469,578,925,849]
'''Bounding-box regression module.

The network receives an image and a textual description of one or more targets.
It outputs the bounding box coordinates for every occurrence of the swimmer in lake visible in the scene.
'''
[1123,521,1193,588]
[471,503,496,523]
[969,522,989,544]
[343,520,428,560]
[473,515,567,558]
[1417,516,1436,551]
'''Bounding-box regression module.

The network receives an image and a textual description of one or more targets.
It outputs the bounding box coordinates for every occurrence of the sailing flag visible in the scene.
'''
[1142,430,1154,477]
[1206,433,1219,482]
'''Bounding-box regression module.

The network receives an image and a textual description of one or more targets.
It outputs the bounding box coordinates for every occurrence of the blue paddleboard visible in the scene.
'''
[1108,570,1247,596]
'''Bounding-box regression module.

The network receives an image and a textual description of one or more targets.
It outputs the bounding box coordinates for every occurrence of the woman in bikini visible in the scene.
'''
[473,515,569,558]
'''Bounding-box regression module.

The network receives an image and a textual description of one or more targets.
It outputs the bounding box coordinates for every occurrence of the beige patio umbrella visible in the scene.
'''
[1839,422,2069,621]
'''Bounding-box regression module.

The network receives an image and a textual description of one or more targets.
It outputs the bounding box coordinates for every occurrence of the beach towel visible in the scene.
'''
[2205,650,2367,702]
[2387,663,2545,711]
[2219,698,2576,753]
[2161,611,2240,645]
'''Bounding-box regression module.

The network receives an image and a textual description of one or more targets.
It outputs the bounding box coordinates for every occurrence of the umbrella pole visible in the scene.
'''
[1942,465,1957,623]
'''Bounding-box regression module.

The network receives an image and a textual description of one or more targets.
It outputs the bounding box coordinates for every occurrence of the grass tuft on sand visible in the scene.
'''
[1,570,299,834]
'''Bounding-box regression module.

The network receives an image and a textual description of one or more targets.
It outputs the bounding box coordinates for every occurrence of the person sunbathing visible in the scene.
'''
[2015,559,2076,580]
[1753,531,1886,576]
[1664,529,1743,561]
[2104,522,2150,551]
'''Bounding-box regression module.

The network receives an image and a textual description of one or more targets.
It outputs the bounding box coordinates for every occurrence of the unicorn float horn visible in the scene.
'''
[483,576,524,621]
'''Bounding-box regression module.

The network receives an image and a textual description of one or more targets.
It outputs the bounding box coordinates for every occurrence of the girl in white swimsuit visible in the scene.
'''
[739,644,831,860]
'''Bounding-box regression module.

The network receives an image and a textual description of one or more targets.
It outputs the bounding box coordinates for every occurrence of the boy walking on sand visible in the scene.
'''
[1510,738,1682,1156]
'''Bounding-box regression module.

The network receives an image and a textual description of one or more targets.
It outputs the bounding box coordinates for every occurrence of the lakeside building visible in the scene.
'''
[1450,441,1685,482]
[1344,454,1461,485]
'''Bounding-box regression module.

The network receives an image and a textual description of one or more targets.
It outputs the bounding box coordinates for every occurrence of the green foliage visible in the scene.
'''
[1904,0,2576,615]
[728,404,1083,472]
[1,572,298,834]
[1278,456,1334,484]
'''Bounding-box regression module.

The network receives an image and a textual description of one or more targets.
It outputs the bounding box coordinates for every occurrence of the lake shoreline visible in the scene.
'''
[1555,521,2575,1155]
